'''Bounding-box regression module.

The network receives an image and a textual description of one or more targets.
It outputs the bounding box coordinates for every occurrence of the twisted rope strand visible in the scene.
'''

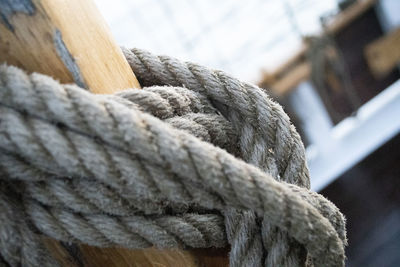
[2,51,307,267]
[25,199,226,249]
[0,183,59,267]
[0,64,346,266]
[123,48,314,266]
[124,48,309,187]
[124,48,346,266]
[0,66,346,235]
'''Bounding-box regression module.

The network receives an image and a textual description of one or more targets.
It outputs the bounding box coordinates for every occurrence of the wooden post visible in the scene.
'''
[0,0,229,266]
[0,0,140,93]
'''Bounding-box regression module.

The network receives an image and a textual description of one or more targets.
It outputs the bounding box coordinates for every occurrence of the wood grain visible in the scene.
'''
[0,0,140,93]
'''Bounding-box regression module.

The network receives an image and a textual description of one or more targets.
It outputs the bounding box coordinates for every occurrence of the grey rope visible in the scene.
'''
[0,48,346,267]
[123,47,343,267]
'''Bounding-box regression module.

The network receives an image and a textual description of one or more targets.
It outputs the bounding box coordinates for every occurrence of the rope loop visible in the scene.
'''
[0,48,346,267]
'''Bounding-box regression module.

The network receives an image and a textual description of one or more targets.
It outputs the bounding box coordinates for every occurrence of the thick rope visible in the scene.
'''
[123,47,346,266]
[0,48,346,267]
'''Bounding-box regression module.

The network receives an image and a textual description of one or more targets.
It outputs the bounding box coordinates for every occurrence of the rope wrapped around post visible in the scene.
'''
[0,48,347,267]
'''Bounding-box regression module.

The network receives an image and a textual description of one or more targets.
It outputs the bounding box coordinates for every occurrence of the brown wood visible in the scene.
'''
[325,0,377,35]
[259,0,378,96]
[45,239,229,267]
[0,0,229,266]
[365,27,400,79]
[0,0,140,93]
[269,62,311,96]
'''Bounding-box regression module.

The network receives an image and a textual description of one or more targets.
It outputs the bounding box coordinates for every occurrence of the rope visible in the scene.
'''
[0,48,347,267]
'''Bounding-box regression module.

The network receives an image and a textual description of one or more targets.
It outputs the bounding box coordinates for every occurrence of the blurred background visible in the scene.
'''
[95,0,400,266]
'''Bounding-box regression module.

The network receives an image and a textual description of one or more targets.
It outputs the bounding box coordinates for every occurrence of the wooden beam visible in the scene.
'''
[271,62,311,96]
[0,0,140,93]
[365,27,400,79]
[44,239,228,267]
[0,0,229,266]
[325,0,377,35]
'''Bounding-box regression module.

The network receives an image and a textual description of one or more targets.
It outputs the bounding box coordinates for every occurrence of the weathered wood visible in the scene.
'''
[0,0,229,266]
[45,238,229,267]
[365,27,400,79]
[0,0,139,93]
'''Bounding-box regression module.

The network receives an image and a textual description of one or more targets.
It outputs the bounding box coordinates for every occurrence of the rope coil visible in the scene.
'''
[0,48,346,267]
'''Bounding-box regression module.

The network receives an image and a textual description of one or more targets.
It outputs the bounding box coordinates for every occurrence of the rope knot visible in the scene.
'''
[0,48,346,267]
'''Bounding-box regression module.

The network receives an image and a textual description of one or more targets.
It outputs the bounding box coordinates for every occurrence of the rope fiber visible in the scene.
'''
[0,47,346,267]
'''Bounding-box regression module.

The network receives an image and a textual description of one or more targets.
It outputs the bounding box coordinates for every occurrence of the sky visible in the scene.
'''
[95,0,338,82]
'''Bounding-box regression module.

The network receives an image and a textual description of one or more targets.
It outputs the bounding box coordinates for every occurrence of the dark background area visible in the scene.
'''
[321,134,400,267]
